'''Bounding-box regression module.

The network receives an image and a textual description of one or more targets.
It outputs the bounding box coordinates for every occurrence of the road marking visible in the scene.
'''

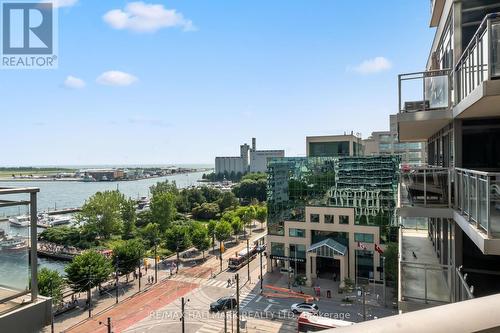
[264,304,272,312]
[256,295,262,303]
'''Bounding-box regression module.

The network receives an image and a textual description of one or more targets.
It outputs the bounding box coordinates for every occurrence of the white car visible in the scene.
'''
[291,302,319,314]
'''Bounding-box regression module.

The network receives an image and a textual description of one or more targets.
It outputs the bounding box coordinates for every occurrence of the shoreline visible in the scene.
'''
[0,169,212,183]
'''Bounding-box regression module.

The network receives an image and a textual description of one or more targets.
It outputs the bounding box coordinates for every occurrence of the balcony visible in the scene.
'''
[397,70,453,141]
[430,0,445,27]
[454,168,500,255]
[454,13,500,118]
[399,166,453,219]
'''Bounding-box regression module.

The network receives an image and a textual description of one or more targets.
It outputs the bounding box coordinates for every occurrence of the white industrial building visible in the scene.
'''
[215,138,284,175]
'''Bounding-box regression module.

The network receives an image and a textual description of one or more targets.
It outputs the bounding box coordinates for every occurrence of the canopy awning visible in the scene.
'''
[307,238,347,258]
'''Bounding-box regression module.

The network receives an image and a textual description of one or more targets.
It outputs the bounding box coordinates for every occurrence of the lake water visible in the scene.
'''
[0,170,208,289]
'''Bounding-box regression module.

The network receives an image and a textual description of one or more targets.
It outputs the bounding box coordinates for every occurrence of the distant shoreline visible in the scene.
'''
[0,169,212,183]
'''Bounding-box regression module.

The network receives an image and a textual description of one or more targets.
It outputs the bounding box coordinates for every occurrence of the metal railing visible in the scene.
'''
[398,69,452,113]
[455,168,500,238]
[455,13,500,103]
[455,266,474,302]
[401,166,451,207]
[400,261,452,304]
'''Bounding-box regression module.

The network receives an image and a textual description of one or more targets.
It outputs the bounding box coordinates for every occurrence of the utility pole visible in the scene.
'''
[138,260,141,292]
[87,266,92,318]
[115,258,119,304]
[181,297,186,333]
[154,240,158,283]
[50,279,54,333]
[362,286,366,321]
[382,256,386,307]
[246,238,250,282]
[236,273,240,333]
[259,250,263,293]
[220,241,223,273]
[107,317,112,333]
[224,308,227,333]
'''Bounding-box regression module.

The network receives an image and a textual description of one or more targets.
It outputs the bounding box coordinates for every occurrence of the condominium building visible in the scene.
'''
[265,155,399,287]
[306,133,364,157]
[364,115,427,165]
[396,0,500,311]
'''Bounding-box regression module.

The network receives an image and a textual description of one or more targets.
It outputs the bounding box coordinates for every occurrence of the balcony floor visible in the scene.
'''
[400,229,450,311]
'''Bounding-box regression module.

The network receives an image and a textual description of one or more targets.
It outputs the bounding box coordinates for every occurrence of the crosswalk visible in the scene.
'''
[169,275,238,289]
[193,290,257,333]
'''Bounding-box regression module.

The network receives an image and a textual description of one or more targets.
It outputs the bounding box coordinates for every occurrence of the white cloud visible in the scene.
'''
[351,57,392,74]
[103,2,195,33]
[52,0,78,8]
[64,75,85,89]
[96,71,138,86]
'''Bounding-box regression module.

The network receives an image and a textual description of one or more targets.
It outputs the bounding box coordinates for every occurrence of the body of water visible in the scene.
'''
[0,170,207,289]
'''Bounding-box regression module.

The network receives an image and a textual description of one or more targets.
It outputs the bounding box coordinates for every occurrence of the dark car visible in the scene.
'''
[209,296,237,312]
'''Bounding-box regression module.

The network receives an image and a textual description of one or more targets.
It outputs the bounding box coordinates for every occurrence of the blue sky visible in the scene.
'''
[0,0,435,166]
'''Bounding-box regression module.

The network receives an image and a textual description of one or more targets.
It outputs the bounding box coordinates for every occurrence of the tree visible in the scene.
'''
[218,191,238,212]
[77,191,126,239]
[112,239,145,280]
[207,220,217,254]
[232,178,267,202]
[256,205,267,230]
[140,222,161,249]
[242,206,257,236]
[199,186,222,203]
[191,223,211,260]
[384,243,398,283]
[37,268,64,306]
[121,199,137,240]
[191,202,220,220]
[65,250,113,300]
[164,224,191,273]
[215,220,232,245]
[150,192,177,231]
[150,180,178,197]
[230,216,243,243]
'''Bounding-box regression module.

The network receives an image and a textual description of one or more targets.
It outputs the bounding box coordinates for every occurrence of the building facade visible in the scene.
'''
[266,156,399,286]
[215,138,284,175]
[306,134,364,157]
[249,149,285,173]
[364,116,426,165]
[396,0,500,310]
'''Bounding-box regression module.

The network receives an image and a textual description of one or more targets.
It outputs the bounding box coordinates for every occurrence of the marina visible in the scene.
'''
[0,168,209,290]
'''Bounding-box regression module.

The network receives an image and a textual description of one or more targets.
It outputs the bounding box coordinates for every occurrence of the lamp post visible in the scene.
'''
[382,256,386,307]
[246,238,250,282]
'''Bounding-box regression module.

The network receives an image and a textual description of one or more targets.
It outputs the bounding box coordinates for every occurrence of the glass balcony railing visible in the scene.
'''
[398,69,452,113]
[401,166,451,207]
[455,168,500,238]
[455,13,500,103]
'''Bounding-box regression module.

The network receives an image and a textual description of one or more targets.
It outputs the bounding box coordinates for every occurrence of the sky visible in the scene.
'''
[0,0,435,166]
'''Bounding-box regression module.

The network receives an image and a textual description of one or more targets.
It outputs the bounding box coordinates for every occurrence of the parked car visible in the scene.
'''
[291,302,319,314]
[209,296,237,312]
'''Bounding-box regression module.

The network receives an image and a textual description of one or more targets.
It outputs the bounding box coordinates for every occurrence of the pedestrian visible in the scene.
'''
[227,278,231,287]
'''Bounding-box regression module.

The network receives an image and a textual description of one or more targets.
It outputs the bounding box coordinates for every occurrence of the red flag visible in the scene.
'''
[375,243,384,254]
[357,242,367,250]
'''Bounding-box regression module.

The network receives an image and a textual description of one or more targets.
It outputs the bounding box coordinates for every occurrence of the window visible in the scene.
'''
[271,242,285,256]
[354,233,374,243]
[289,228,306,238]
[324,214,334,224]
[310,213,320,223]
[290,244,306,259]
[339,215,349,225]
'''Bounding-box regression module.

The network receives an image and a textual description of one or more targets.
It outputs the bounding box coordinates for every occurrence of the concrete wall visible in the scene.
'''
[249,150,285,173]
[0,296,52,333]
